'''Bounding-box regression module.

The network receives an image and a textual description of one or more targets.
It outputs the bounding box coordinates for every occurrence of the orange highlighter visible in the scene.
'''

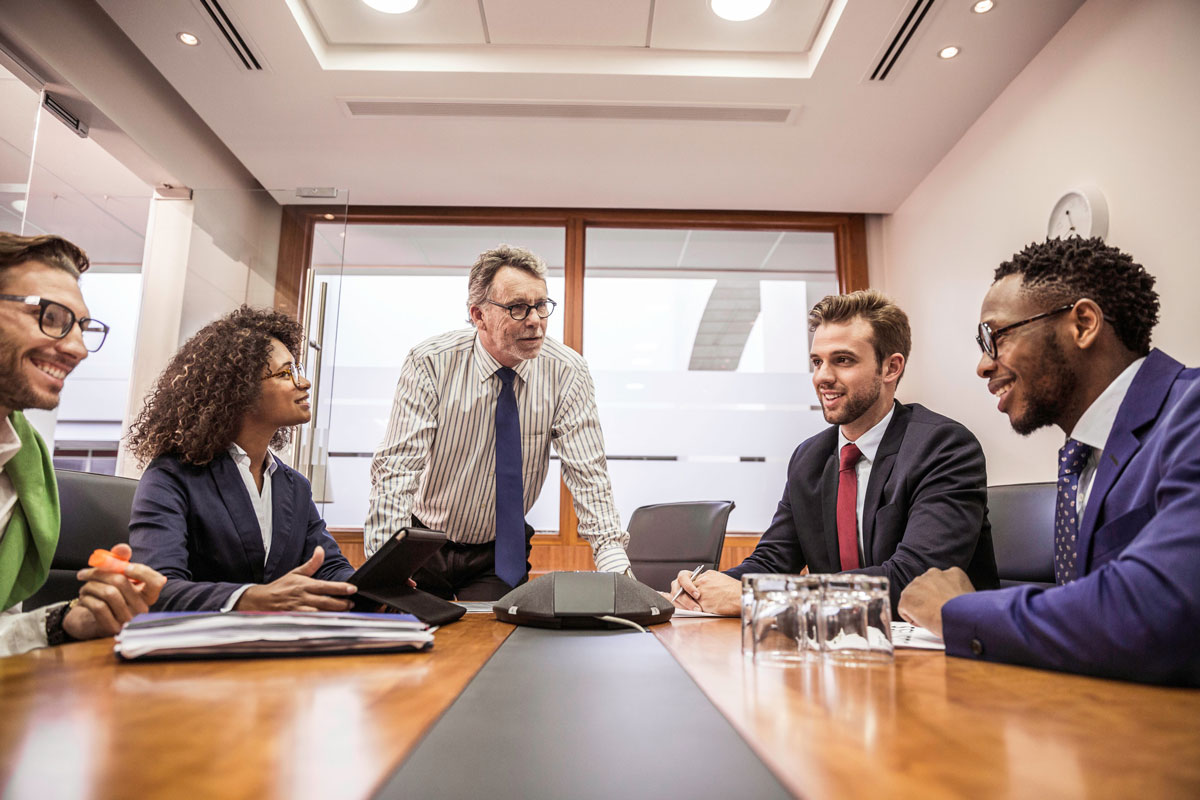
[88,548,143,586]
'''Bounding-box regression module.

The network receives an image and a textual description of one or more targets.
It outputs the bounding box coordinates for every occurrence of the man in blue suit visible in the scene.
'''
[899,238,1200,686]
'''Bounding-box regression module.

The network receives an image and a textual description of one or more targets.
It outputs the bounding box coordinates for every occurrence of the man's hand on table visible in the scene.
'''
[63,543,167,639]
[664,570,740,616]
[897,566,975,639]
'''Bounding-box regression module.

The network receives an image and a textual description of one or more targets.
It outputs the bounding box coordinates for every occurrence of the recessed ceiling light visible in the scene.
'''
[362,0,420,13]
[710,0,772,23]
[972,0,995,12]
[177,32,200,46]
[939,46,961,59]
[323,213,335,220]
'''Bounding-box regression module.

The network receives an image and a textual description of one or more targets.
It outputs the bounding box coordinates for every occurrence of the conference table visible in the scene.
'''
[1,615,1197,799]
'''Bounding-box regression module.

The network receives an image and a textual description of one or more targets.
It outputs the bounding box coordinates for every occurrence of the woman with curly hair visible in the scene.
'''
[127,306,357,612]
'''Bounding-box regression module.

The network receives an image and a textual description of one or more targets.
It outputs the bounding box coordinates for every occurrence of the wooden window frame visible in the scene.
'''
[276,207,868,566]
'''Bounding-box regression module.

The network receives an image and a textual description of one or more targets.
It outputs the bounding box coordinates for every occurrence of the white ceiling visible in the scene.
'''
[87,0,1083,212]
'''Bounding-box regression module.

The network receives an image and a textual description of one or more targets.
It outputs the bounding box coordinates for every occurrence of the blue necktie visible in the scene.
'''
[1054,438,1092,585]
[494,367,525,587]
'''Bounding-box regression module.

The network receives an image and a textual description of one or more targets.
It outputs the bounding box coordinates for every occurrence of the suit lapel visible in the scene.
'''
[211,452,267,583]
[1078,351,1182,566]
[819,444,841,571]
[861,403,908,565]
[263,458,296,581]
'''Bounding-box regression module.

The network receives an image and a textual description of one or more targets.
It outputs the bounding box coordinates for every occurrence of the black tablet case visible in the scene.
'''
[350,528,466,626]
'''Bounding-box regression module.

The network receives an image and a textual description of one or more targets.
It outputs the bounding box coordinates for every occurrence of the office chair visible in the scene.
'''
[23,469,139,611]
[987,482,1056,588]
[625,500,735,592]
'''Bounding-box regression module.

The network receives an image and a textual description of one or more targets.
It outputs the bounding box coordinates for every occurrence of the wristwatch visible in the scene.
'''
[44,599,79,646]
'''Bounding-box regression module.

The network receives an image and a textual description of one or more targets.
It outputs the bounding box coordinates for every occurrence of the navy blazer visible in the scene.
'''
[129,451,355,611]
[727,402,998,608]
[943,350,1200,685]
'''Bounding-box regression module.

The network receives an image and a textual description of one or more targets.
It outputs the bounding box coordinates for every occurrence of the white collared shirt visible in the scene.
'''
[1068,357,1145,517]
[837,403,897,557]
[222,444,279,613]
[0,417,21,537]
[227,443,278,560]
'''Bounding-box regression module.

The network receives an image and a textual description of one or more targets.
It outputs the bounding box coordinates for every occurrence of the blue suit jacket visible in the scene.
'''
[943,350,1200,685]
[129,451,355,611]
[727,402,998,609]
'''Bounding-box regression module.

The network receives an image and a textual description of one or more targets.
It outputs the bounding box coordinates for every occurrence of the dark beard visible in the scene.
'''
[1010,332,1078,436]
[821,376,882,427]
[0,332,56,413]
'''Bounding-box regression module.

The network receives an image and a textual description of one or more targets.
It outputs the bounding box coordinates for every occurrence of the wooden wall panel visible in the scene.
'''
[330,529,762,577]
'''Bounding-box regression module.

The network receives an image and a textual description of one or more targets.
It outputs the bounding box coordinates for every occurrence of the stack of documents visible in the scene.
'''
[115,611,434,660]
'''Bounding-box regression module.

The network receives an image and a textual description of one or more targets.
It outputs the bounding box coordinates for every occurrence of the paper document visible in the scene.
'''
[452,601,498,614]
[670,608,725,618]
[115,611,433,660]
[890,622,946,650]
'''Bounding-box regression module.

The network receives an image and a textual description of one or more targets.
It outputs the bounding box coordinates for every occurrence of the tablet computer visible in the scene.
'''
[350,527,447,593]
[350,528,466,625]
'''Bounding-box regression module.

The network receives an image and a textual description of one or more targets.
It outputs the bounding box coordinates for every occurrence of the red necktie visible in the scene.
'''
[837,443,862,571]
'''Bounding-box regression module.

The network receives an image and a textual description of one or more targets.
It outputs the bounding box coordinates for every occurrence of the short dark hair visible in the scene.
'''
[808,289,912,380]
[0,233,89,288]
[994,238,1159,356]
[126,306,304,466]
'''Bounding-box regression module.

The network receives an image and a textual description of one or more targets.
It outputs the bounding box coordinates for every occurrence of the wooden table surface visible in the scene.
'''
[2,615,1198,800]
[657,618,1200,800]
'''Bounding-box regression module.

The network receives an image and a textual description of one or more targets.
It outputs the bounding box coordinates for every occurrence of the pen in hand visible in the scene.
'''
[670,565,707,603]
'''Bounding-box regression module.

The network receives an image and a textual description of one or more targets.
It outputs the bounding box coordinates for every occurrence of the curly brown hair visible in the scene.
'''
[126,306,305,466]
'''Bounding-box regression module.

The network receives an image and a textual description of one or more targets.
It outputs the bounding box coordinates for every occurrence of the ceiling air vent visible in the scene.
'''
[342,100,794,124]
[197,0,263,71]
[869,0,936,81]
[43,93,88,138]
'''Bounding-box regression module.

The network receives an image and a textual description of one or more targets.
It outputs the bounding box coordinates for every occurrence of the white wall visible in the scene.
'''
[875,0,1200,485]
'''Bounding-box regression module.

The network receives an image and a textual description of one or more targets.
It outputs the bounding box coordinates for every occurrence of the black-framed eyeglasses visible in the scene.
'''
[0,293,109,352]
[486,298,557,321]
[265,362,306,389]
[976,303,1075,359]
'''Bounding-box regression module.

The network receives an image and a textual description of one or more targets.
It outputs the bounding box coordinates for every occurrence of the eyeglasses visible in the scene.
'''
[0,294,110,352]
[976,303,1075,359]
[485,298,557,321]
[265,362,306,388]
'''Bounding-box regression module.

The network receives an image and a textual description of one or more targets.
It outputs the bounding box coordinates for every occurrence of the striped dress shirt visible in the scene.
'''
[364,328,631,573]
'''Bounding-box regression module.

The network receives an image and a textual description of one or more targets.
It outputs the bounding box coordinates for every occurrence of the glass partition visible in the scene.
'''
[582,228,839,533]
[310,224,565,530]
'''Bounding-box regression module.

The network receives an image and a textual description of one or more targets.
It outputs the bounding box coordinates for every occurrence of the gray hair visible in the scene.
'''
[466,244,547,310]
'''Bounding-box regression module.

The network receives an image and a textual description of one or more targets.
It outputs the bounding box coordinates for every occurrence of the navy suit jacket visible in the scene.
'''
[727,402,998,608]
[943,350,1200,685]
[129,451,355,611]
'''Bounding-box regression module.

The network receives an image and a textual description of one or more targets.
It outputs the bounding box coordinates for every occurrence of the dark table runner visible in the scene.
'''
[375,626,791,799]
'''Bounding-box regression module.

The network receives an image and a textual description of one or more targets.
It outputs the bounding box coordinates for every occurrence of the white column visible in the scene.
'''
[114,195,194,478]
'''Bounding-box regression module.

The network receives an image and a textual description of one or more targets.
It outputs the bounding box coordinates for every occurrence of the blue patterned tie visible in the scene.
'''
[494,367,525,587]
[1054,438,1092,585]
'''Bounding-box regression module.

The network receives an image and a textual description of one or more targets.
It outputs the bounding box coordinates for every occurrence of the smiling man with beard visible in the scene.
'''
[899,238,1200,686]
[0,232,164,656]
[365,245,631,600]
[671,290,997,615]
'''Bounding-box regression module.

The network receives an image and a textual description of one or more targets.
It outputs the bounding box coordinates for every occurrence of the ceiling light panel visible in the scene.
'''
[304,0,483,45]
[710,0,773,22]
[484,0,651,47]
[652,0,830,53]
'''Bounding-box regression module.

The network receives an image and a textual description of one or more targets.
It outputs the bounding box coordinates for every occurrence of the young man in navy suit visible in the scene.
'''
[899,238,1200,686]
[671,290,997,615]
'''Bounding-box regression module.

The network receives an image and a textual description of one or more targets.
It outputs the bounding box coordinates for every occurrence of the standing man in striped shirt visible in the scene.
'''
[364,244,631,600]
